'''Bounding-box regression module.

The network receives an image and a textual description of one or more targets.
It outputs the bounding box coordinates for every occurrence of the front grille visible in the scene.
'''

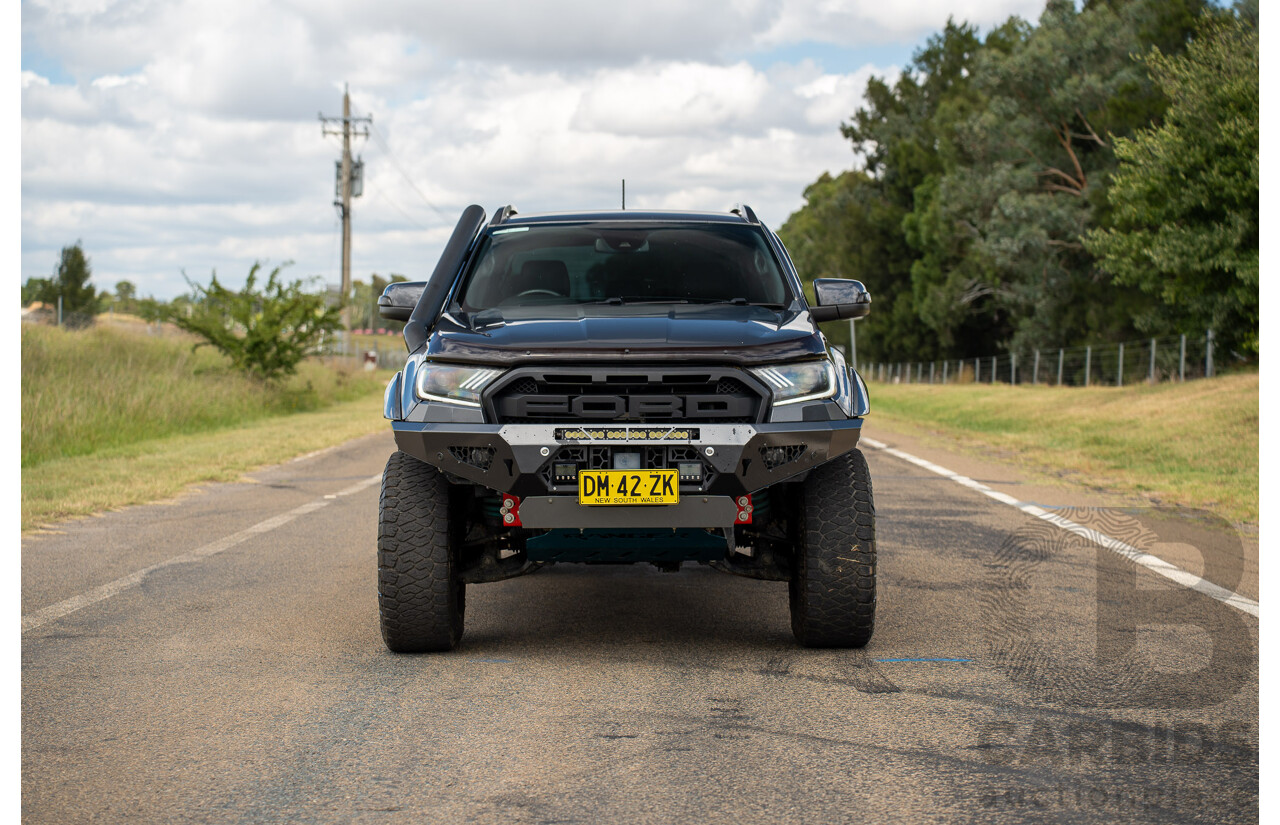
[487,367,767,425]
[538,444,718,493]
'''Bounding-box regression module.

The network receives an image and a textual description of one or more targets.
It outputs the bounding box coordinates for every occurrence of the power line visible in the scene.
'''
[368,122,452,222]
[370,186,431,232]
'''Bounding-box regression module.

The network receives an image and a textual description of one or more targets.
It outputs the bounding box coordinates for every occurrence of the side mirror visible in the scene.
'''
[378,281,427,322]
[809,278,871,323]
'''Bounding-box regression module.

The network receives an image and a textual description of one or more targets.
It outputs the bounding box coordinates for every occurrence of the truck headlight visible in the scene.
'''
[752,361,837,406]
[415,364,503,407]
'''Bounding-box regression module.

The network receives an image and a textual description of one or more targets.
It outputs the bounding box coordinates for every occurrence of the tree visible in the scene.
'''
[114,280,138,313]
[779,170,934,362]
[1083,11,1258,352]
[351,273,409,331]
[22,278,50,306]
[931,0,1197,352]
[169,263,344,381]
[781,0,1214,361]
[34,243,99,325]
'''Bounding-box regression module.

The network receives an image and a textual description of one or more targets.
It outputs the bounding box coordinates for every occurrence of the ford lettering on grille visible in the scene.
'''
[496,394,756,420]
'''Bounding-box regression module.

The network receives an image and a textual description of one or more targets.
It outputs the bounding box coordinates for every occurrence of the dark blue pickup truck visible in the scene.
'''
[376,204,875,652]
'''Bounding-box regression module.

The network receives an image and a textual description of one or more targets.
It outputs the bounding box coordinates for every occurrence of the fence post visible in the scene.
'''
[1057,349,1064,386]
[943,361,949,383]
[1117,342,1124,386]
[1011,353,1018,385]
[1085,346,1092,387]
[57,295,63,327]
[930,362,935,384]
[1206,329,1215,378]
[958,360,963,382]
[990,356,996,384]
[1180,335,1186,381]
[1149,338,1156,383]
[1032,350,1040,385]
[974,358,980,383]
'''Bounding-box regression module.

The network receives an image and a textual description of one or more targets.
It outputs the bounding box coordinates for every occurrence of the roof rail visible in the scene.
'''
[730,203,759,224]
[489,204,519,226]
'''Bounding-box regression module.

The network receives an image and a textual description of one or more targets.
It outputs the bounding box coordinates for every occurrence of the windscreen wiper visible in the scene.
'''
[689,298,787,308]
[581,296,690,305]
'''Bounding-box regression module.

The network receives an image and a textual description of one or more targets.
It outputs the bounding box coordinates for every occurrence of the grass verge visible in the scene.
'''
[22,322,397,532]
[22,394,388,532]
[22,323,388,467]
[867,373,1258,525]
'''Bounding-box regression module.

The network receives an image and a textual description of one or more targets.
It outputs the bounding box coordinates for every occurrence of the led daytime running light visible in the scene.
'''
[752,361,837,406]
[415,365,502,408]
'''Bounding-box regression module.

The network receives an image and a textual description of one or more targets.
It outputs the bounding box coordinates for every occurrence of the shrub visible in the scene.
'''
[170,263,343,381]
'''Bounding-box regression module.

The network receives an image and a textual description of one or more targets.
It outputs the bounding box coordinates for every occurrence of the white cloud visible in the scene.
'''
[20,0,1033,298]
[89,73,145,90]
[796,65,886,127]
[755,0,1043,46]
[573,62,770,137]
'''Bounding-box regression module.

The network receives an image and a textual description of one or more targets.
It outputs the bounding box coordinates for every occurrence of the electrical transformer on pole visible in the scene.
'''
[320,84,371,331]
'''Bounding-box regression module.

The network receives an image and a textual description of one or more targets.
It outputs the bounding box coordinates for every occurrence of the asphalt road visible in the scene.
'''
[22,431,1258,824]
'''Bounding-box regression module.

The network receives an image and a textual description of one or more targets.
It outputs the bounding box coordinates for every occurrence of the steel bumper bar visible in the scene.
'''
[390,419,863,498]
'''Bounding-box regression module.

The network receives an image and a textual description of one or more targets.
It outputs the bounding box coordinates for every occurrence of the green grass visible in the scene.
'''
[22,396,389,531]
[22,323,391,468]
[867,374,1259,525]
[22,323,396,530]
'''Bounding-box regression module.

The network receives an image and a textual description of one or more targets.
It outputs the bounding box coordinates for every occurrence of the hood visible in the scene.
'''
[422,303,827,365]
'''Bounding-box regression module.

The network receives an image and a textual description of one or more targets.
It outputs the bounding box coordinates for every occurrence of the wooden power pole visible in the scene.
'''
[320,84,371,329]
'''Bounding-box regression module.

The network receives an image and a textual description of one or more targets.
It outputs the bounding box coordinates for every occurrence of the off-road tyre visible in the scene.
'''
[789,447,876,648]
[378,450,464,652]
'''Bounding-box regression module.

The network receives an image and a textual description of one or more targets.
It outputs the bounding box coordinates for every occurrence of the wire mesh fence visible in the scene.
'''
[316,332,406,370]
[862,331,1240,387]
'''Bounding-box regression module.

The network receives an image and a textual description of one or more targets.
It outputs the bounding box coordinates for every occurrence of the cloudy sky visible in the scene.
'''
[21,0,1043,301]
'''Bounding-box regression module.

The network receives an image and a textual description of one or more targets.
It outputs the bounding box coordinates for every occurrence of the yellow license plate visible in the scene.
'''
[578,470,679,505]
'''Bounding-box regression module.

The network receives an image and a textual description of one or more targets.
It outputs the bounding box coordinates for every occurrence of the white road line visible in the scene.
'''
[21,473,382,633]
[860,437,1259,618]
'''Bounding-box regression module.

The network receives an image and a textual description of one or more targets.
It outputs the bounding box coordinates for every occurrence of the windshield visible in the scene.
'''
[457,223,791,312]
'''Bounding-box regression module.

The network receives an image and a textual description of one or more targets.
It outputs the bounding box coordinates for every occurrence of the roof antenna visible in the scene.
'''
[621,178,625,210]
